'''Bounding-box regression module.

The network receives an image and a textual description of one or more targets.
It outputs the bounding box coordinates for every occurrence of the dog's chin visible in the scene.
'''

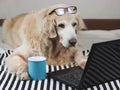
[63,44,76,48]
[61,42,76,48]
[69,44,76,47]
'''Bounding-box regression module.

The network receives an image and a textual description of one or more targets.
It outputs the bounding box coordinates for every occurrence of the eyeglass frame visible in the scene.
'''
[49,6,77,16]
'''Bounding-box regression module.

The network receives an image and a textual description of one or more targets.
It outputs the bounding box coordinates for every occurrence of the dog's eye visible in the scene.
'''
[72,22,77,27]
[58,23,65,28]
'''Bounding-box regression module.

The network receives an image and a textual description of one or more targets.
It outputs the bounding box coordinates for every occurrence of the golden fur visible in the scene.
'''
[3,4,87,80]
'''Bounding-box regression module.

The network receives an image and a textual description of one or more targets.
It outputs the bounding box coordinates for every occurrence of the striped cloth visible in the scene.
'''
[0,50,120,90]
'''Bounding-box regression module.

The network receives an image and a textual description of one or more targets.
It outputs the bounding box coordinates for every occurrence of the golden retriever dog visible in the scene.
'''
[3,4,87,80]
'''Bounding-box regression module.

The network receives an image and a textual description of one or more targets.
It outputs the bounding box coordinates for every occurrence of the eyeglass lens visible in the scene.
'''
[68,6,77,14]
[55,8,65,15]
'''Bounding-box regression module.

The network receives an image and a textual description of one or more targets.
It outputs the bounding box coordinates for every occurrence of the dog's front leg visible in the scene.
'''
[5,44,32,80]
[74,50,87,69]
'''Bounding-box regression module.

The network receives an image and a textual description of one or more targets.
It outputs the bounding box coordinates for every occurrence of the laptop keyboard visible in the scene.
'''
[48,66,83,87]
[59,67,83,85]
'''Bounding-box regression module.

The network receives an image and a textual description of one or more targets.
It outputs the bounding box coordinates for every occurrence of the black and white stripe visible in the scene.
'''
[0,50,76,90]
[0,65,75,90]
[0,50,120,90]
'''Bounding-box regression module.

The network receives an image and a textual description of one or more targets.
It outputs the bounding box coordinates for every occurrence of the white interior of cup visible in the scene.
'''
[28,56,46,62]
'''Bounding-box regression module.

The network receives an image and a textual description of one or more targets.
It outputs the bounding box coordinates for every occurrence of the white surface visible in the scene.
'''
[77,30,120,50]
[0,0,120,19]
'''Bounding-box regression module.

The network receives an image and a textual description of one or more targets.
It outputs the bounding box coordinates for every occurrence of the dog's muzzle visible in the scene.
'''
[69,38,77,47]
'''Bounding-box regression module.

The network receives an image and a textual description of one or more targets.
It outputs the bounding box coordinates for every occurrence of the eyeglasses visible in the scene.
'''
[49,6,77,16]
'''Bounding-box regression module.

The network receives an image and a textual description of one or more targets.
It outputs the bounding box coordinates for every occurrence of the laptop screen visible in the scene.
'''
[79,39,120,89]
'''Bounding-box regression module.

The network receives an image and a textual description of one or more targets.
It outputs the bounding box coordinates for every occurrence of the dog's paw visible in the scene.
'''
[17,71,30,80]
[5,54,30,80]
[21,72,30,80]
[5,55,23,73]
[75,57,87,69]
[79,59,87,69]
[74,51,87,69]
[16,61,30,80]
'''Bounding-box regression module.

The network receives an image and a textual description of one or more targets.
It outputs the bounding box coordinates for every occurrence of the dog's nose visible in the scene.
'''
[69,38,77,46]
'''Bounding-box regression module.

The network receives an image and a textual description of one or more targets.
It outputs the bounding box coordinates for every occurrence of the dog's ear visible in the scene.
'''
[46,16,57,38]
[75,13,87,30]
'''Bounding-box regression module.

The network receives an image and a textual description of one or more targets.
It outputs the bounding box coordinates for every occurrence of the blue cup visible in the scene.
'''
[28,56,46,80]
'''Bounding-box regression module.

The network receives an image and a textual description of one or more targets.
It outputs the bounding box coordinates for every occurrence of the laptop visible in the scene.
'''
[47,39,120,90]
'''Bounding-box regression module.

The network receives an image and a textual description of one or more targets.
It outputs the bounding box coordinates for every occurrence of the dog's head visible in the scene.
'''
[42,4,87,47]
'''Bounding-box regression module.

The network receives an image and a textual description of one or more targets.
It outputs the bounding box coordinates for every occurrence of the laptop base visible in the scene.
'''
[47,66,83,89]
